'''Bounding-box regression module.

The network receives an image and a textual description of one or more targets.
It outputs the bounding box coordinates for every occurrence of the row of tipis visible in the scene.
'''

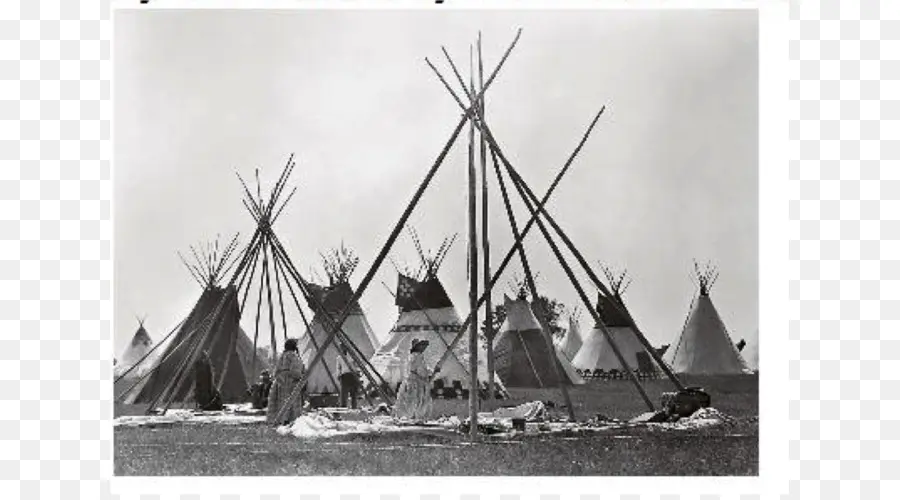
[119,30,703,425]
[268,29,686,435]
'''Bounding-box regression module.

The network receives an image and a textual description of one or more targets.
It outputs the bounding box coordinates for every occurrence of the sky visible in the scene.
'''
[114,8,759,358]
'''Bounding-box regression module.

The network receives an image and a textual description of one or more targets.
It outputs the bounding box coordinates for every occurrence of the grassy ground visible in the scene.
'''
[115,375,758,476]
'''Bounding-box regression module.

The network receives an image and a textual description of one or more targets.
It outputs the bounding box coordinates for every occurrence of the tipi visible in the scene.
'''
[493,291,584,388]
[572,267,661,378]
[663,262,751,375]
[297,245,381,395]
[370,238,506,398]
[556,308,583,362]
[124,237,267,404]
[114,316,154,377]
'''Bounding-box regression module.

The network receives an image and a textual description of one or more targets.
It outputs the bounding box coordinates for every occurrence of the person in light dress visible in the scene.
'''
[392,339,433,422]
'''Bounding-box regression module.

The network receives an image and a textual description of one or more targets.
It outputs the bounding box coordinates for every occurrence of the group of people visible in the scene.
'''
[238,337,435,425]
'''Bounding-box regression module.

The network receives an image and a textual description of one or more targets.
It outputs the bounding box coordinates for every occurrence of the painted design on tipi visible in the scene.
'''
[369,235,507,399]
[663,262,751,375]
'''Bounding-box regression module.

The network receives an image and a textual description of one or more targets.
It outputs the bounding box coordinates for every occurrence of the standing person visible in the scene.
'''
[193,350,223,411]
[336,344,359,409]
[392,339,433,422]
[249,370,272,410]
[266,338,306,425]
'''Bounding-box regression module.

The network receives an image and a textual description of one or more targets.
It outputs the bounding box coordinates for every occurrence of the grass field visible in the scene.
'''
[115,375,758,476]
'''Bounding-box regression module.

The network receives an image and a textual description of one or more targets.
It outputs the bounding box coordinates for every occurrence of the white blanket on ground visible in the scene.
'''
[277,413,462,439]
[482,401,547,420]
[114,404,266,428]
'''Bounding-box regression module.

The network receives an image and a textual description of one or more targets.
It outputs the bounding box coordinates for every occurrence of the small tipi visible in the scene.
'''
[493,291,584,388]
[115,316,154,377]
[556,308,583,362]
[572,267,660,377]
[297,245,381,395]
[663,262,751,375]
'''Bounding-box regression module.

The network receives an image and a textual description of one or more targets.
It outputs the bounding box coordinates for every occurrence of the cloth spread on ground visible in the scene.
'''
[115,401,735,436]
[277,411,462,439]
[114,404,265,428]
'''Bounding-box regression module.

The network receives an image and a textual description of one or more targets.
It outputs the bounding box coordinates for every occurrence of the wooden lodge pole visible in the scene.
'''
[466,45,480,439]
[478,33,496,403]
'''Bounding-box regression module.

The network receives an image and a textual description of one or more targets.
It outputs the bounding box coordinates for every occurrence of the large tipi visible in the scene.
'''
[369,238,506,398]
[124,238,268,405]
[493,292,584,388]
[556,308,583,362]
[114,317,154,377]
[572,267,660,378]
[297,245,381,395]
[663,263,751,375]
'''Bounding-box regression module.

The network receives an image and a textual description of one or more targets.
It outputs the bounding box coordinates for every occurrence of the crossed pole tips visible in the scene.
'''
[425,31,686,411]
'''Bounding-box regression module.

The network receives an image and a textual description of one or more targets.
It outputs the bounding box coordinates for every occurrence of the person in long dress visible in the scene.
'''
[266,338,306,425]
[392,339,433,422]
[193,350,223,411]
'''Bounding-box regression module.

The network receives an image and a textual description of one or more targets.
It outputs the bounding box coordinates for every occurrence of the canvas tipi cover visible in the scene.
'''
[115,320,154,377]
[126,285,260,404]
[556,314,583,362]
[664,293,750,375]
[493,295,584,388]
[298,281,381,394]
[370,273,503,393]
[573,293,660,374]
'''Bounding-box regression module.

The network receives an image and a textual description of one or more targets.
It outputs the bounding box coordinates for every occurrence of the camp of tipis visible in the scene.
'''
[114,30,758,431]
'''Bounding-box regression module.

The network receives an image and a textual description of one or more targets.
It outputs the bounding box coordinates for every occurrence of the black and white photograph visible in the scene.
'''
[113,6,760,478]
